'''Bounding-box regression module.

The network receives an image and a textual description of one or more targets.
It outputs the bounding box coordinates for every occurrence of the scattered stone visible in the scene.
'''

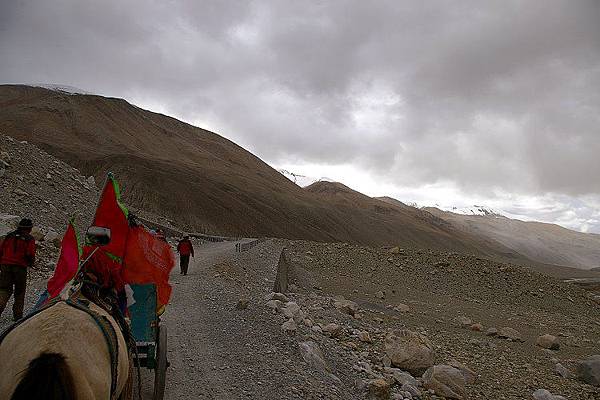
[334,299,359,316]
[536,334,560,350]
[359,331,372,343]
[323,323,343,338]
[498,327,523,342]
[394,303,410,313]
[470,323,483,332]
[236,298,249,310]
[375,290,386,299]
[367,378,391,399]
[453,316,472,328]
[384,368,417,387]
[423,365,466,400]
[485,327,498,336]
[576,355,600,386]
[555,363,570,379]
[282,318,297,334]
[298,341,329,372]
[384,329,435,376]
[401,383,421,399]
[282,302,302,319]
[532,388,567,400]
[265,292,289,302]
[266,299,283,311]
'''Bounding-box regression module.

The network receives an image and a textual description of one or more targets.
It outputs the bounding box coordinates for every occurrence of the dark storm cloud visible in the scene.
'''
[1,0,599,198]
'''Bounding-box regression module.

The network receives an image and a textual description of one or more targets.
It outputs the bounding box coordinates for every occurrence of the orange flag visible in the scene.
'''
[122,225,175,307]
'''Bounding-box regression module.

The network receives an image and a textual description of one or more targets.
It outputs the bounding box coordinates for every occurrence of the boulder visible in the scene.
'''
[384,368,417,387]
[375,291,386,299]
[334,299,359,316]
[401,383,421,399]
[536,334,560,350]
[449,360,477,384]
[30,226,44,241]
[423,365,466,400]
[576,355,600,386]
[384,329,435,376]
[0,214,20,237]
[299,341,329,372]
[44,229,61,247]
[389,247,400,254]
[498,327,523,341]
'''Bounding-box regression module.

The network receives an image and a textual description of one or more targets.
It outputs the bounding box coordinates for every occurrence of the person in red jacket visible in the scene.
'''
[176,235,194,275]
[0,218,36,321]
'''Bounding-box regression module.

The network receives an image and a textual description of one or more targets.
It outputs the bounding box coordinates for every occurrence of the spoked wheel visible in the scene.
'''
[153,326,168,400]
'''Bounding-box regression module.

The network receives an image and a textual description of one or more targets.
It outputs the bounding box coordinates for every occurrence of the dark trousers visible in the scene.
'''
[180,255,190,275]
[0,264,28,320]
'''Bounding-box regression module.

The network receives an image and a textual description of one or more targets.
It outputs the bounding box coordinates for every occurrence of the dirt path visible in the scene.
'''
[142,240,352,400]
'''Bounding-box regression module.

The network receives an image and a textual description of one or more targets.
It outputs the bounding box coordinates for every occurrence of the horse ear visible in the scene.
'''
[86,226,111,246]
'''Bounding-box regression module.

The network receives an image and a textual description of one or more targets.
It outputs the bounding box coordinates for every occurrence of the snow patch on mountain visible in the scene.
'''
[278,169,333,187]
[32,84,90,95]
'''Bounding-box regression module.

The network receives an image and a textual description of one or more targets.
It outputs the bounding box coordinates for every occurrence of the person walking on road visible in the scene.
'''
[0,218,36,321]
[177,234,194,275]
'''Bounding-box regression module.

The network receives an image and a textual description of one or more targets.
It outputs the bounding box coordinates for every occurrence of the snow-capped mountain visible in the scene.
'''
[440,204,503,217]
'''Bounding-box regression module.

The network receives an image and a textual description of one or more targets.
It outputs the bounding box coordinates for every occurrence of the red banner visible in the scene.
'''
[47,221,81,299]
[123,225,175,307]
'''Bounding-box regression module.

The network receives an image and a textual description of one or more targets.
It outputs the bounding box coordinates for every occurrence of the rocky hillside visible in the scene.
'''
[273,239,600,399]
[424,207,600,270]
[0,84,524,259]
[0,133,99,278]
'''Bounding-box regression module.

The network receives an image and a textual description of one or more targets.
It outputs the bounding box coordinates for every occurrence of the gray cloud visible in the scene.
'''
[1,0,600,229]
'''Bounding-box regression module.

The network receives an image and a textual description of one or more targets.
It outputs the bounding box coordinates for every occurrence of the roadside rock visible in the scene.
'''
[323,323,343,338]
[384,329,435,376]
[453,316,472,328]
[536,334,560,350]
[282,318,297,334]
[555,363,570,379]
[449,360,477,384]
[532,388,567,400]
[236,298,249,310]
[393,303,410,313]
[498,327,523,342]
[485,327,498,336]
[422,364,466,400]
[358,331,373,343]
[0,214,20,237]
[367,378,391,399]
[298,341,329,372]
[576,355,600,386]
[470,323,483,332]
[265,292,289,303]
[334,299,359,316]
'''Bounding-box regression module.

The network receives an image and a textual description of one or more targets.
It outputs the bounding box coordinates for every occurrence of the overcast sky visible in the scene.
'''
[1,1,600,232]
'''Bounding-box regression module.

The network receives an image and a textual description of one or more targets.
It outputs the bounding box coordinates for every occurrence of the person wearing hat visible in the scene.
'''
[0,218,36,321]
[176,234,194,275]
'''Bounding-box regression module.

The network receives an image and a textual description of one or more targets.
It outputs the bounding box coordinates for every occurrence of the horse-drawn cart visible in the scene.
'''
[129,283,168,400]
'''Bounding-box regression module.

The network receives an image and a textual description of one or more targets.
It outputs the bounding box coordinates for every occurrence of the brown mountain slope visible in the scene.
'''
[0,84,532,257]
[425,207,600,270]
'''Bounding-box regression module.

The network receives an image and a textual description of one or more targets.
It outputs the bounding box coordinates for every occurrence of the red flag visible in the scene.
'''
[123,225,175,308]
[91,173,129,261]
[47,220,81,299]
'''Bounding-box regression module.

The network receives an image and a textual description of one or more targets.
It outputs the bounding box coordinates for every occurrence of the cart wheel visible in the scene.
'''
[153,326,168,400]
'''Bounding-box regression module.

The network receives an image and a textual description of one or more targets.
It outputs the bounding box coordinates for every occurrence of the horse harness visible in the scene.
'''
[0,297,122,400]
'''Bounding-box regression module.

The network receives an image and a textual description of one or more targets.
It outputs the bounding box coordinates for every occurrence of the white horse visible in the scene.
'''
[0,295,132,400]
